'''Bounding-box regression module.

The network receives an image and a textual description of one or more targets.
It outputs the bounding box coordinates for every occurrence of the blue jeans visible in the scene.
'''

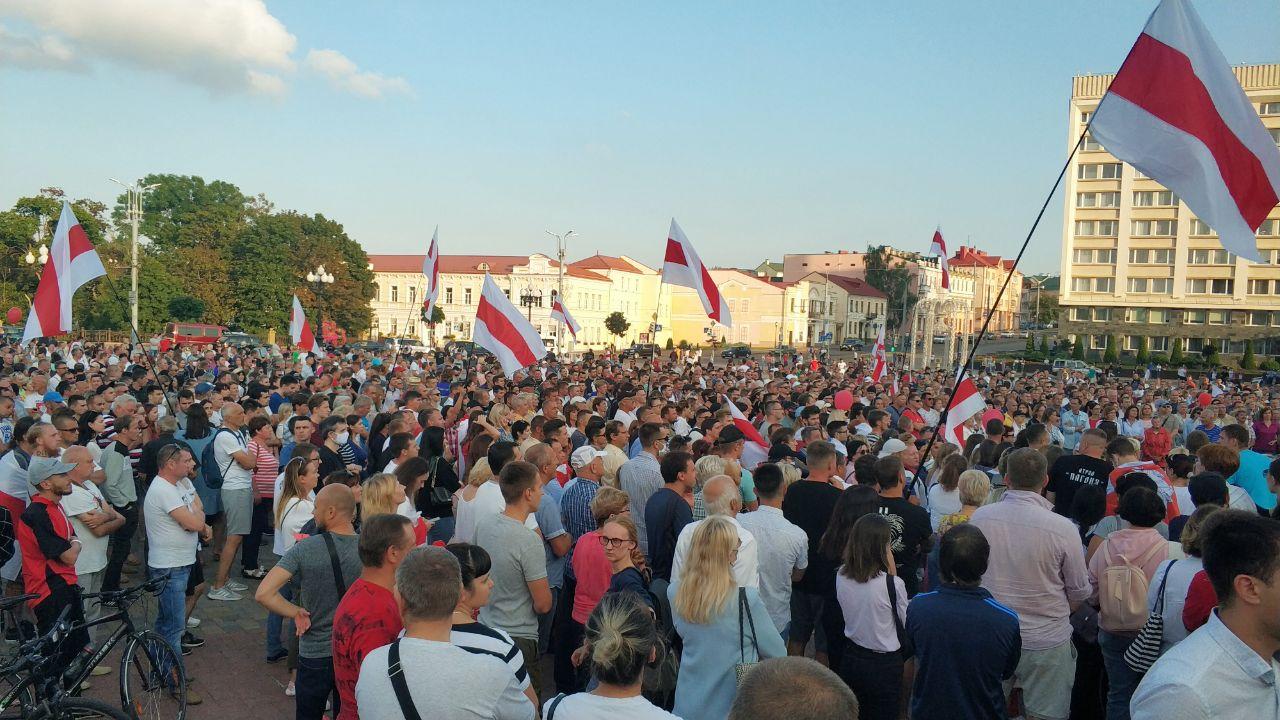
[295,655,337,720]
[266,583,294,658]
[1099,629,1140,720]
[149,564,192,679]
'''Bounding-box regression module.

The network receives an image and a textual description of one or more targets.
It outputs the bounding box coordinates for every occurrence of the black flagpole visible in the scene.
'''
[915,127,1091,473]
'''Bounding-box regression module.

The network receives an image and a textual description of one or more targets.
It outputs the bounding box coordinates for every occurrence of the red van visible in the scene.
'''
[162,323,224,345]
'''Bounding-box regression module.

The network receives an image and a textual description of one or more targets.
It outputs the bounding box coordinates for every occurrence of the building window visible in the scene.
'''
[1132,191,1177,207]
[1187,249,1233,264]
[1250,311,1272,326]
[1072,307,1092,321]
[1075,220,1118,237]
[464,288,472,305]
[390,319,398,336]
[1185,278,1234,295]
[1082,135,1103,151]
[1124,336,1141,352]
[445,287,453,304]
[1094,308,1112,321]
[1185,310,1206,324]
[1128,249,1173,264]
[1150,336,1169,352]
[409,286,417,305]
[1077,191,1121,208]
[1189,219,1216,236]
[727,299,737,313]
[740,299,749,314]
[1126,278,1173,293]
[1126,308,1148,323]
[1207,310,1228,325]
[1080,110,1094,123]
[1262,102,1280,115]
[1132,167,1150,179]
[1090,335,1107,350]
[1271,127,1280,145]
[1072,248,1117,264]
[1249,279,1274,294]
[1259,219,1280,236]
[1132,219,1177,237]
[1077,163,1122,180]
[390,286,399,303]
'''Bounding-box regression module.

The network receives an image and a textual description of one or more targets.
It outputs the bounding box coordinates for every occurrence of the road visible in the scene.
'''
[710,333,1039,367]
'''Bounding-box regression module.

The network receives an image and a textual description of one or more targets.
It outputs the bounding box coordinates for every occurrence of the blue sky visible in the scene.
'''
[3,1,1277,274]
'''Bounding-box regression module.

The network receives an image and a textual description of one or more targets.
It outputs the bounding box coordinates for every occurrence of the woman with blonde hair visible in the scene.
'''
[361,473,429,544]
[669,516,784,720]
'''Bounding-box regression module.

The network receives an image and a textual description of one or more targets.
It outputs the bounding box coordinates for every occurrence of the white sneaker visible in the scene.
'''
[207,586,242,602]
[285,680,295,697]
[186,617,201,629]
[225,580,248,592]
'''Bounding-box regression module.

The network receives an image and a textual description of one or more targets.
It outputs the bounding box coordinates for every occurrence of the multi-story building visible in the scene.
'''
[1059,64,1280,358]
[567,254,672,348]
[949,246,1023,333]
[782,272,888,346]
[669,270,785,347]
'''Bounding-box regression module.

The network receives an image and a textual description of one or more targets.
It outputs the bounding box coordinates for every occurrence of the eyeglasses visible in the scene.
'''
[599,536,633,548]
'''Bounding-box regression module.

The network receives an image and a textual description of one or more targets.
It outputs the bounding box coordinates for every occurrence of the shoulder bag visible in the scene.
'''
[1124,559,1174,673]
[886,572,914,658]
[734,587,761,686]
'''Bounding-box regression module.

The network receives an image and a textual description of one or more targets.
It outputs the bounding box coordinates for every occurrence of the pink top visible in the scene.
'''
[1087,527,1168,632]
[247,441,278,499]
[969,490,1092,650]
[571,531,612,624]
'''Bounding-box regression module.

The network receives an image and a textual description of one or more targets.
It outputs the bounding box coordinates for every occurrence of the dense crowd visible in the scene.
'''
[0,337,1276,720]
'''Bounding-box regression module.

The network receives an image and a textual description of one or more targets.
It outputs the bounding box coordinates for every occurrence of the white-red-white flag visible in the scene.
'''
[422,225,440,320]
[1089,0,1280,262]
[944,376,986,447]
[474,274,548,377]
[21,201,105,346]
[722,395,769,468]
[662,218,732,327]
[550,298,581,340]
[290,295,323,357]
[929,228,951,290]
[870,324,887,381]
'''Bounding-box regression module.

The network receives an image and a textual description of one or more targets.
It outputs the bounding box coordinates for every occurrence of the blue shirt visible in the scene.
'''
[1229,449,1277,511]
[906,584,1022,720]
[534,493,569,589]
[1195,424,1222,443]
[1131,610,1280,720]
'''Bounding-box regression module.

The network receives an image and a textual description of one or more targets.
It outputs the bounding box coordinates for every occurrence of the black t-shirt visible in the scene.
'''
[644,487,692,582]
[878,495,931,594]
[1047,454,1113,517]
[782,480,844,595]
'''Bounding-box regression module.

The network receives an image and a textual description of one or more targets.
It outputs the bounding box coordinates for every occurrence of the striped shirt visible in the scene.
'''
[247,441,279,499]
[449,621,530,691]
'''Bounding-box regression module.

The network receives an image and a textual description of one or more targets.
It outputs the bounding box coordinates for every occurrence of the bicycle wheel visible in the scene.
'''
[118,631,185,720]
[0,672,35,719]
[28,697,133,720]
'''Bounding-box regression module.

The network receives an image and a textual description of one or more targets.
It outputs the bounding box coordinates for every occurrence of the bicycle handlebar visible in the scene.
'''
[80,575,167,605]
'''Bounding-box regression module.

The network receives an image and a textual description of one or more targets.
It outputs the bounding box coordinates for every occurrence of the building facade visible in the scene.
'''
[669,270,785,347]
[949,246,1022,333]
[1059,64,1280,358]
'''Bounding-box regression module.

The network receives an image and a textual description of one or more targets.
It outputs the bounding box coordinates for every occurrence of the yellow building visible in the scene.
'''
[1060,64,1280,358]
[568,255,672,348]
[668,270,785,347]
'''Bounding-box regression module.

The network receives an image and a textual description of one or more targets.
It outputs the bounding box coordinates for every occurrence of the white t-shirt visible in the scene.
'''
[544,693,681,720]
[453,481,538,543]
[63,481,110,575]
[213,429,252,491]
[273,496,315,556]
[356,638,535,720]
[144,476,200,569]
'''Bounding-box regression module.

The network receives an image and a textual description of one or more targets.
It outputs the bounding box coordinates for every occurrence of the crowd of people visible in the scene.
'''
[0,337,1276,720]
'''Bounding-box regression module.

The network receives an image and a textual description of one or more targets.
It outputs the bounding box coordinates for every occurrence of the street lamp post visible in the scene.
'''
[306,264,335,341]
[545,229,575,357]
[110,179,160,339]
[519,286,541,323]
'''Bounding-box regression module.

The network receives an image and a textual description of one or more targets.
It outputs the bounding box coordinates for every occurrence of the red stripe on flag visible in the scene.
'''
[732,418,767,448]
[477,296,538,367]
[700,265,722,322]
[664,237,688,266]
[1110,34,1279,226]
[67,224,93,259]
[31,262,62,337]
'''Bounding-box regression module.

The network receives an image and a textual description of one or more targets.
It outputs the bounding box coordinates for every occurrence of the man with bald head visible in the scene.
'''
[669,474,759,589]
[208,402,258,602]
[255,484,361,720]
[61,445,124,645]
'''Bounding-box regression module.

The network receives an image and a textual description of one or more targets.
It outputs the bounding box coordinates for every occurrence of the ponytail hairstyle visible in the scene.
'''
[583,591,659,687]
[444,543,493,592]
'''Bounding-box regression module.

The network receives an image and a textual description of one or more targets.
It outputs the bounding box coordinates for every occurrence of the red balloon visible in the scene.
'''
[5,307,21,325]
[834,389,853,411]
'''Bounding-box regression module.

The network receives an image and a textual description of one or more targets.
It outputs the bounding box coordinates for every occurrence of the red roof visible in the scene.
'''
[568,254,649,273]
[949,246,1005,268]
[824,275,887,299]
[367,254,607,281]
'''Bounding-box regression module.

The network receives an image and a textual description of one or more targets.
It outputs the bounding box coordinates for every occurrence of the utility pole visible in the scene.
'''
[545,229,575,357]
[110,179,159,342]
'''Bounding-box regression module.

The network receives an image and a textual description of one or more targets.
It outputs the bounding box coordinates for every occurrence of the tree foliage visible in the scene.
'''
[863,246,916,331]
[1026,334,1036,352]
[1103,334,1119,364]
[1039,334,1050,355]
[1242,340,1257,370]
[168,295,206,322]
[1072,335,1085,360]
[1169,338,1184,365]
[1136,335,1149,364]
[420,305,446,325]
[605,311,630,338]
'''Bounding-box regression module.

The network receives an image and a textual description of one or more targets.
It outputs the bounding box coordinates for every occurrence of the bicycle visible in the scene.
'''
[0,597,132,719]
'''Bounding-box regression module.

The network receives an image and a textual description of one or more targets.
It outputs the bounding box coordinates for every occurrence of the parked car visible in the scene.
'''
[444,340,490,356]
[221,331,261,348]
[388,337,431,354]
[839,338,865,351]
[620,343,659,359]
[1052,358,1100,375]
[350,340,389,353]
[721,344,752,359]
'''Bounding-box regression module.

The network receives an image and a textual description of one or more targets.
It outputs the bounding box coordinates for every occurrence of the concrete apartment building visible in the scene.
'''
[1059,64,1280,358]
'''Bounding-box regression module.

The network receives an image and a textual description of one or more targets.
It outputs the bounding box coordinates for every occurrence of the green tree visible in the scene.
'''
[229,213,295,333]
[1242,340,1257,370]
[113,174,248,252]
[292,213,375,334]
[1205,343,1221,367]
[1026,334,1036,352]
[1136,335,1149,364]
[1039,334,1050,355]
[78,251,183,334]
[1035,294,1060,326]
[420,305,446,325]
[1104,334,1119,363]
[1169,337,1184,365]
[167,295,205,322]
[665,337,674,350]
[1073,335,1085,360]
[605,311,630,340]
[864,246,917,331]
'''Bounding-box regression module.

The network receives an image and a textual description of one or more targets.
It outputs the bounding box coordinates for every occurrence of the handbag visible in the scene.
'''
[1124,559,1174,673]
[886,573,913,659]
[425,457,452,506]
[734,588,761,686]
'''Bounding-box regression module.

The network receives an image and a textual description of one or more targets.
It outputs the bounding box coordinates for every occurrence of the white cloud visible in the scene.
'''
[0,0,411,101]
[305,48,411,99]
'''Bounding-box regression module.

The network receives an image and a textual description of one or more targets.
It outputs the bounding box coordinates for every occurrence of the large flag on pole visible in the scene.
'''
[929,228,950,290]
[22,201,105,346]
[722,395,769,469]
[1089,0,1280,262]
[422,225,440,320]
[550,298,581,340]
[474,273,548,377]
[290,295,323,357]
[662,218,732,327]
[870,324,887,381]
[944,376,986,447]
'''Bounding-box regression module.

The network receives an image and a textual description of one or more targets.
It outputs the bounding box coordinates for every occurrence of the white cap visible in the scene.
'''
[877,438,909,458]
[570,446,607,470]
